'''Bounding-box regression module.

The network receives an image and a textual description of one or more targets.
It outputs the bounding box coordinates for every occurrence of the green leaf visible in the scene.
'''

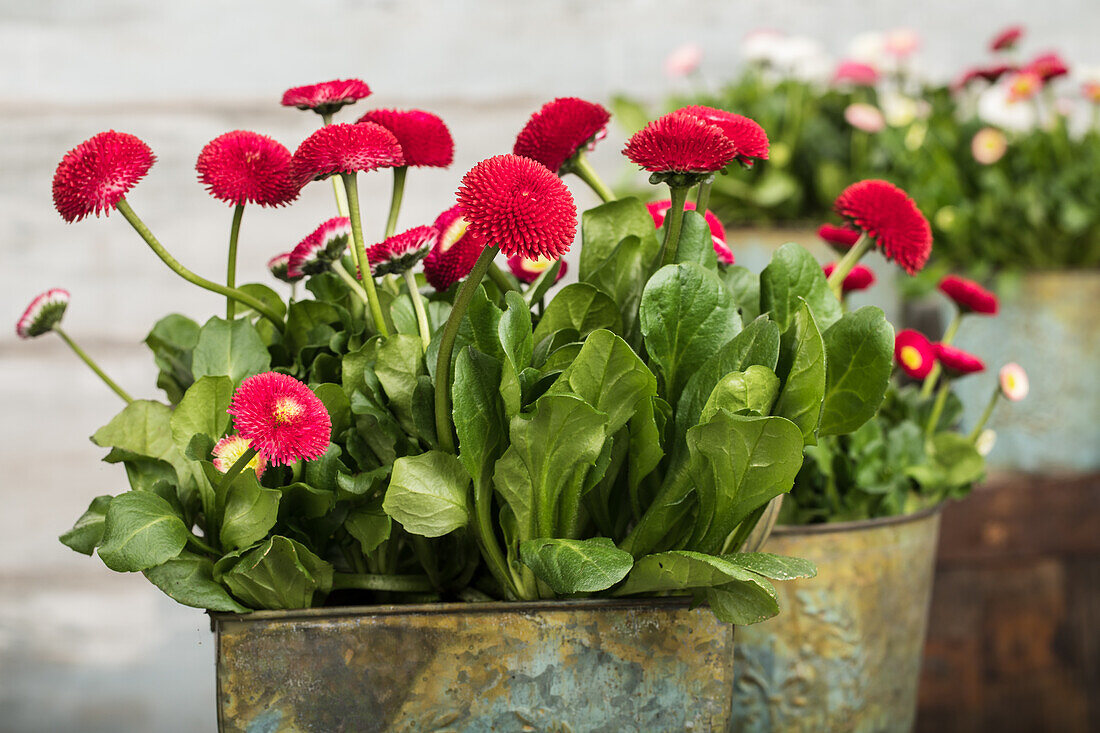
[579,197,661,282]
[700,365,780,421]
[772,300,826,443]
[383,451,471,537]
[640,263,741,402]
[169,376,233,453]
[143,552,250,613]
[59,495,113,555]
[97,491,189,572]
[706,579,780,625]
[582,235,654,346]
[219,536,333,610]
[616,550,764,595]
[522,260,564,307]
[345,501,392,555]
[219,469,280,551]
[722,552,817,580]
[819,306,894,436]
[546,329,658,434]
[687,412,805,554]
[145,314,200,404]
[759,243,842,331]
[93,400,180,464]
[278,482,336,521]
[532,283,623,345]
[908,432,986,489]
[285,300,342,357]
[453,348,506,490]
[719,266,761,323]
[236,283,287,320]
[674,210,719,270]
[498,291,534,420]
[375,334,425,435]
[314,382,352,438]
[191,317,271,384]
[519,537,634,594]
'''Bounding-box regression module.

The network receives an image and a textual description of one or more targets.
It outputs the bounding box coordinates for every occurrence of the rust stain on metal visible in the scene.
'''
[212,597,734,732]
[731,507,942,733]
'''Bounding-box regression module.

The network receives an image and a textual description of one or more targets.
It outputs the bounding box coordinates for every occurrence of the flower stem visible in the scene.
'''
[225,204,244,320]
[487,262,520,293]
[115,199,285,331]
[340,173,389,338]
[695,177,713,213]
[210,445,258,547]
[925,382,951,439]
[403,269,432,350]
[330,261,371,306]
[331,572,435,593]
[186,533,218,557]
[321,113,350,217]
[434,245,499,453]
[827,233,873,301]
[658,185,690,266]
[53,327,133,403]
[384,166,408,239]
[968,387,1001,443]
[569,152,615,203]
[920,310,962,398]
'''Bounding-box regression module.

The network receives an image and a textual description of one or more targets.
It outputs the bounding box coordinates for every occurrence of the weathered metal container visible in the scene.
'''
[731,506,942,733]
[212,597,734,732]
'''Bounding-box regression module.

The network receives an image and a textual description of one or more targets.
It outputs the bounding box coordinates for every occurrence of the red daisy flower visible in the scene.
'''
[290,123,404,186]
[356,109,454,168]
[267,252,303,283]
[953,64,1016,90]
[512,97,611,173]
[623,112,738,175]
[1024,52,1069,81]
[280,79,372,116]
[834,179,932,275]
[990,25,1024,52]
[423,206,488,291]
[52,131,155,223]
[817,223,862,250]
[822,263,876,293]
[212,435,267,478]
[365,225,438,276]
[894,329,935,379]
[288,217,351,278]
[938,275,998,315]
[16,288,70,339]
[646,199,733,264]
[228,372,332,465]
[456,154,577,260]
[195,130,298,207]
[833,61,880,87]
[675,106,769,166]
[507,255,568,284]
[934,343,986,376]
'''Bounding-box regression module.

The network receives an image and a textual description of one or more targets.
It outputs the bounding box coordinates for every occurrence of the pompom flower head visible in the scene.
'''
[675,106,770,167]
[212,435,267,478]
[513,97,612,174]
[356,109,454,168]
[228,372,331,465]
[623,112,738,177]
[823,263,876,293]
[999,363,1029,401]
[52,131,155,222]
[423,206,488,291]
[934,343,986,376]
[196,130,298,207]
[291,123,404,186]
[507,255,568,284]
[281,79,372,116]
[894,329,935,380]
[17,288,70,339]
[456,154,577,260]
[267,252,303,283]
[366,225,438,276]
[834,179,932,275]
[1025,52,1069,81]
[288,217,351,278]
[834,60,880,87]
[818,223,862,250]
[1007,71,1042,103]
[939,275,999,315]
[991,26,1024,53]
[647,199,732,264]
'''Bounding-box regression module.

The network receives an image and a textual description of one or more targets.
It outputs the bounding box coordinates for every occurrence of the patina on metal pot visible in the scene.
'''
[212,597,734,732]
[730,505,942,733]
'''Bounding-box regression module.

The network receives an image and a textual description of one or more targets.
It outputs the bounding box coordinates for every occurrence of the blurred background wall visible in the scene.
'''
[2,1,1098,731]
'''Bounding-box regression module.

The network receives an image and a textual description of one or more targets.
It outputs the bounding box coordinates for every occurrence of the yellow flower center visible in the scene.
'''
[273,396,304,425]
[523,257,552,273]
[439,218,469,254]
[213,436,262,474]
[900,345,923,370]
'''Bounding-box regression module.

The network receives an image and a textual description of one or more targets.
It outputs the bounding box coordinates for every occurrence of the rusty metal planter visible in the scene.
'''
[211,597,734,732]
[730,506,942,733]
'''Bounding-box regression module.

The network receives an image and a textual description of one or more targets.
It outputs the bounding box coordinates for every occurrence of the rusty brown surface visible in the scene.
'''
[212,597,734,732]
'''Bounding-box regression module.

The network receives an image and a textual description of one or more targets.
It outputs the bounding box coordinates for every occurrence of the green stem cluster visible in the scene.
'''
[925,382,951,439]
[384,166,408,239]
[826,233,873,301]
[968,387,1001,443]
[920,310,962,398]
[225,204,245,319]
[568,153,615,203]
[658,186,690,266]
[340,173,390,338]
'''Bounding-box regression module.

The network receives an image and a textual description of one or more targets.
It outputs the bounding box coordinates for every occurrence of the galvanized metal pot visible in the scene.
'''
[730,506,942,733]
[212,597,734,732]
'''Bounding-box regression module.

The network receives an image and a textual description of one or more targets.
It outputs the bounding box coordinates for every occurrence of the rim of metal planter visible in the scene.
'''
[772,502,943,537]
